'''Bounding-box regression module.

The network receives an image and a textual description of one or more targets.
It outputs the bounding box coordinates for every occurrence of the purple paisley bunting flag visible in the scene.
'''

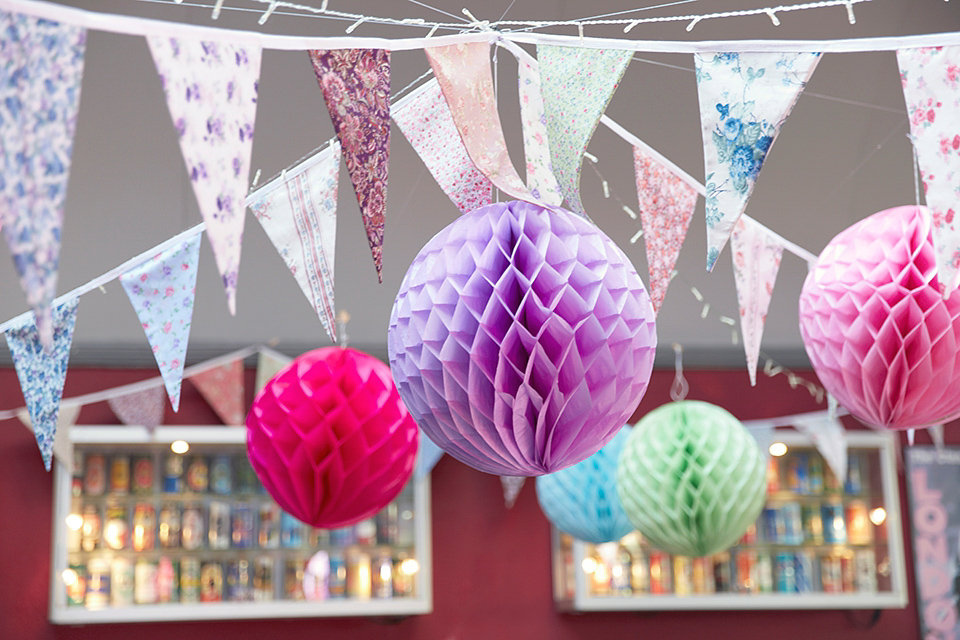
[695,51,820,271]
[897,46,960,294]
[4,298,79,470]
[309,48,390,282]
[147,36,261,314]
[108,385,166,432]
[119,234,201,412]
[189,358,245,425]
[0,12,86,350]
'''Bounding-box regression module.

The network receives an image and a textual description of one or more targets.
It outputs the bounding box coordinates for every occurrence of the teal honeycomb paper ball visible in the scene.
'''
[535,427,634,544]
[616,401,766,557]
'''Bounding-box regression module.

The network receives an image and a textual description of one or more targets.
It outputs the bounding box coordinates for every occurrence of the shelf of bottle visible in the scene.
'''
[67,545,418,558]
[764,491,876,504]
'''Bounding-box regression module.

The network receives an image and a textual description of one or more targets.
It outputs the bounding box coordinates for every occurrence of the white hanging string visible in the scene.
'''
[670,343,689,402]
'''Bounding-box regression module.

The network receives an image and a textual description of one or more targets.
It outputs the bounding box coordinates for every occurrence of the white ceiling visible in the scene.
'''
[1,0,958,367]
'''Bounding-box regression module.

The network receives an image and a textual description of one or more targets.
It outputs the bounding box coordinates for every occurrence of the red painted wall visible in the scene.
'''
[0,366,928,639]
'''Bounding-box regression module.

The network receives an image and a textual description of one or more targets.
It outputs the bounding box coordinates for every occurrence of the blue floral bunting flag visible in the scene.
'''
[0,12,86,350]
[695,51,821,271]
[119,234,201,412]
[4,298,79,470]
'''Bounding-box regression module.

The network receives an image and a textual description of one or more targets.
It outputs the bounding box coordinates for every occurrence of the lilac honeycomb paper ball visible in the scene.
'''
[388,200,657,476]
[799,205,960,430]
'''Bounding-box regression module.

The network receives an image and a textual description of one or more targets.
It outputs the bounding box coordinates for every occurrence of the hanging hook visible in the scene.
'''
[843,1,856,24]
[764,9,780,26]
[670,343,689,403]
[211,0,225,20]
[624,20,640,34]
[346,16,368,34]
[685,16,702,32]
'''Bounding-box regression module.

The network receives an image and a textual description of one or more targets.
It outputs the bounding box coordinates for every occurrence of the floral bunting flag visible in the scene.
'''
[107,385,165,432]
[537,44,633,216]
[517,58,563,206]
[119,234,201,412]
[255,347,291,394]
[897,46,960,294]
[147,36,261,314]
[695,51,821,271]
[633,145,699,315]
[248,143,341,342]
[392,78,493,214]
[4,298,79,471]
[189,358,245,425]
[18,403,80,474]
[0,12,86,349]
[791,413,847,484]
[309,48,390,282]
[730,215,785,386]
[425,42,535,203]
[500,475,526,509]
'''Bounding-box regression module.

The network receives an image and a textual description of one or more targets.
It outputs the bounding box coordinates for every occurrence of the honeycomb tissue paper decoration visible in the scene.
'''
[535,426,635,544]
[799,205,960,430]
[388,199,657,476]
[246,347,419,529]
[616,401,766,557]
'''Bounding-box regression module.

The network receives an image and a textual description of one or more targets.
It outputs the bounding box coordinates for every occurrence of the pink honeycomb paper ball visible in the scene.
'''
[388,200,657,476]
[799,205,960,430]
[246,347,419,528]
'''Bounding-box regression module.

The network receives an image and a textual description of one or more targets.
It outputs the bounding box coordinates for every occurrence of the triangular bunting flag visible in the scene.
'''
[746,421,777,461]
[425,42,535,203]
[695,51,821,271]
[633,145,699,314]
[309,48,390,282]
[4,298,79,470]
[392,78,493,214]
[731,215,785,386]
[18,403,79,474]
[108,385,166,432]
[500,475,526,509]
[415,431,444,478]
[0,13,86,349]
[119,234,201,412]
[928,423,946,455]
[248,143,342,342]
[255,347,291,394]
[537,44,634,215]
[897,46,960,294]
[791,414,847,484]
[190,358,245,425]
[147,37,261,314]
[517,58,563,206]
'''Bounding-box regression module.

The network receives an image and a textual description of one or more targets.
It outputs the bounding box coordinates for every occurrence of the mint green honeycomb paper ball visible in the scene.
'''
[616,401,766,557]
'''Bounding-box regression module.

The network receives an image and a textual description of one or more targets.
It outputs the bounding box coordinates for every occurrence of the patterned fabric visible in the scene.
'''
[517,58,562,206]
[897,46,960,293]
[118,234,201,412]
[248,142,341,342]
[255,347,291,394]
[309,48,390,282]
[695,51,820,271]
[107,386,165,432]
[537,44,633,215]
[190,358,245,425]
[4,298,79,471]
[17,403,80,474]
[730,215,784,386]
[392,78,492,214]
[633,146,699,315]
[0,13,86,349]
[425,42,534,203]
[147,36,261,314]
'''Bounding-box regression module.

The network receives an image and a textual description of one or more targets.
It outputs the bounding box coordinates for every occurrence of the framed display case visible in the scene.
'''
[49,426,432,624]
[551,430,908,611]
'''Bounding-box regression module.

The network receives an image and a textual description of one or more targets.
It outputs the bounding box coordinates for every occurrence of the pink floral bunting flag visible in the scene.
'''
[897,46,960,294]
[248,143,341,342]
[107,385,166,432]
[696,51,821,271]
[309,48,390,282]
[4,298,79,471]
[425,42,535,203]
[0,12,86,350]
[731,215,784,387]
[633,146,699,315]
[119,234,201,412]
[537,44,634,216]
[392,78,493,214]
[189,358,245,425]
[517,59,563,206]
[147,37,261,314]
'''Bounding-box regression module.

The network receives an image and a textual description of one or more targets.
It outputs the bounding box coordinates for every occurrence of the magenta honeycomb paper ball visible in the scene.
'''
[388,200,657,476]
[799,205,960,430]
[246,347,419,528]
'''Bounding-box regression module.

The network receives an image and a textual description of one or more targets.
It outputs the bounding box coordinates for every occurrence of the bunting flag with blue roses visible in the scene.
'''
[147,36,262,315]
[896,46,960,294]
[695,51,821,271]
[0,12,86,350]
[4,298,79,471]
[119,234,201,412]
